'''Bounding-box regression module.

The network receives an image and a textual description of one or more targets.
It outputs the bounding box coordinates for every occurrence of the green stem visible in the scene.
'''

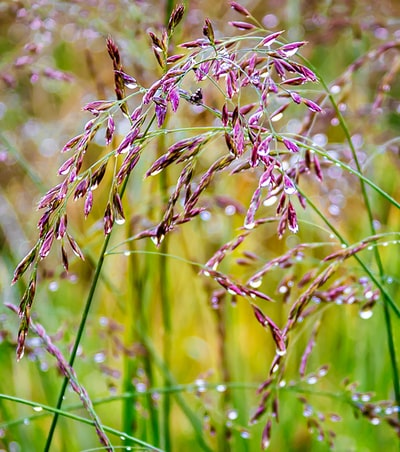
[159,240,172,451]
[122,240,137,443]
[215,302,230,452]
[319,75,400,415]
[143,338,214,452]
[300,192,400,412]
[294,140,400,211]
[44,232,112,452]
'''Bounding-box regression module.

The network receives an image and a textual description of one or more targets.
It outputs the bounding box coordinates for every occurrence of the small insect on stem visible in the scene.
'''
[188,88,203,104]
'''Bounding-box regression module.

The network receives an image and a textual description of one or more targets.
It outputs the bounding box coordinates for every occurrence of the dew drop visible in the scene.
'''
[48,281,59,292]
[149,169,162,176]
[271,112,283,122]
[330,85,341,94]
[361,394,371,402]
[200,210,211,221]
[330,414,341,422]
[123,250,130,256]
[386,276,393,284]
[33,406,42,412]
[365,290,373,299]
[202,270,210,277]
[249,278,262,288]
[306,375,318,385]
[120,435,126,440]
[227,409,238,420]
[136,382,147,393]
[284,185,297,195]
[303,405,313,417]
[125,82,137,89]
[328,204,340,216]
[216,384,227,393]
[279,380,286,387]
[240,430,251,439]
[372,219,381,230]
[359,309,373,320]
[262,438,270,449]
[225,205,236,216]
[244,222,255,230]
[195,378,207,393]
[370,417,380,425]
[317,367,328,377]
[312,133,327,147]
[115,217,126,225]
[367,246,373,251]
[276,348,286,356]
[23,418,30,425]
[278,285,288,294]
[263,196,277,207]
[151,235,164,246]
[94,352,106,363]
[99,316,109,327]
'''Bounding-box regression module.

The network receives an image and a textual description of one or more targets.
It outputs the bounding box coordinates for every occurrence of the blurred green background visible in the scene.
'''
[0,1,399,451]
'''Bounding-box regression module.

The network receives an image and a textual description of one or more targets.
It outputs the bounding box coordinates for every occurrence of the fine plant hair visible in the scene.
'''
[8,2,400,450]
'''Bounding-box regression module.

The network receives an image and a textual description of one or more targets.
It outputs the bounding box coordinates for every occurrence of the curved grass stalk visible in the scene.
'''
[0,394,163,452]
[318,74,400,420]
[290,138,400,211]
[299,190,400,417]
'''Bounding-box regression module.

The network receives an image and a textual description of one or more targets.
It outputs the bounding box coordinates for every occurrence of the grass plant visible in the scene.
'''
[1,1,399,450]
